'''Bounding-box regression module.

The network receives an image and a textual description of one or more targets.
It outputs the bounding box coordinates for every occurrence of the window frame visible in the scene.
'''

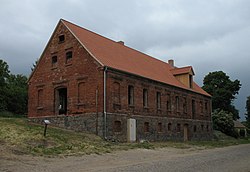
[156,91,161,110]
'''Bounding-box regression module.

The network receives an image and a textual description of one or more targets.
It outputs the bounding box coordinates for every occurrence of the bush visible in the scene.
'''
[212,109,238,138]
[0,111,25,118]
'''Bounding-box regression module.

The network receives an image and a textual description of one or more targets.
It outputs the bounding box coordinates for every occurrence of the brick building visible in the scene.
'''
[28,19,212,142]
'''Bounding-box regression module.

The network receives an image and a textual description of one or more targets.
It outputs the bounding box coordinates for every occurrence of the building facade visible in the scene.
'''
[28,19,212,142]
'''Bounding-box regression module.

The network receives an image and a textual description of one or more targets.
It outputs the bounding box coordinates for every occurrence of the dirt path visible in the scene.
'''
[1,144,250,172]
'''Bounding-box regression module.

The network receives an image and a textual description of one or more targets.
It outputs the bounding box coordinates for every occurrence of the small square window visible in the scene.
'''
[59,35,65,42]
[114,120,122,132]
[144,122,149,132]
[158,122,162,132]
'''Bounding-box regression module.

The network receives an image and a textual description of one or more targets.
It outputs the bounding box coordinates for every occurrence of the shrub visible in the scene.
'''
[212,109,238,138]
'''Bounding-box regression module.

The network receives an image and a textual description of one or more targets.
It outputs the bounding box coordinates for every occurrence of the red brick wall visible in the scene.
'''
[106,69,211,121]
[28,22,104,117]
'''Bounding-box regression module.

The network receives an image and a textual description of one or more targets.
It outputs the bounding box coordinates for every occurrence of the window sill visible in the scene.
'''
[58,41,65,44]
[65,63,72,67]
[51,66,58,70]
[76,103,85,106]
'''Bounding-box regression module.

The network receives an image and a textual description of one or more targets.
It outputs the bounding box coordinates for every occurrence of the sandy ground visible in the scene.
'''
[1,144,250,172]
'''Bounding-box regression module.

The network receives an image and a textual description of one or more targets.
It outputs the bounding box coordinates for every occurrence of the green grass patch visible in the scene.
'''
[1,117,250,157]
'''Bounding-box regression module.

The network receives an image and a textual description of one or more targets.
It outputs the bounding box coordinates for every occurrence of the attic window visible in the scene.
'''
[59,35,65,42]
[52,56,57,66]
[66,51,72,63]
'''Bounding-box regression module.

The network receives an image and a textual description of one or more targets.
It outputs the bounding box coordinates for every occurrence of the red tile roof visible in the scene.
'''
[62,19,210,97]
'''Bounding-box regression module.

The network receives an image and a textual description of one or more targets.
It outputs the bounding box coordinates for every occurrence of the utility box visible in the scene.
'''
[127,118,136,142]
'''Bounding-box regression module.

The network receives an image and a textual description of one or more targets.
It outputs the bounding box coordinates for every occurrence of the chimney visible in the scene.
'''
[168,59,174,67]
[117,41,124,45]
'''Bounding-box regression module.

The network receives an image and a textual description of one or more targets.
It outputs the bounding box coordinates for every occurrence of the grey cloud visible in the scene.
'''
[0,0,250,119]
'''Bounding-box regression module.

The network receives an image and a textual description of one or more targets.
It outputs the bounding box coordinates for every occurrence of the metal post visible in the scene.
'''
[44,124,48,137]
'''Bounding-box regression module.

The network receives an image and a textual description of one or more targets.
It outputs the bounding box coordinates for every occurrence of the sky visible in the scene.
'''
[1,0,250,120]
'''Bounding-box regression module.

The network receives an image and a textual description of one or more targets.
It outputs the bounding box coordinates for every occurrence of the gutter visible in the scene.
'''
[103,66,107,139]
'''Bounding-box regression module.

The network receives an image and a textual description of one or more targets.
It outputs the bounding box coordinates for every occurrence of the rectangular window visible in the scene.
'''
[183,97,187,113]
[167,94,171,111]
[192,100,196,118]
[59,35,65,42]
[200,101,203,113]
[144,122,149,132]
[52,56,57,67]
[143,89,148,107]
[176,96,179,111]
[156,92,161,109]
[205,102,208,111]
[66,51,73,63]
[128,85,134,106]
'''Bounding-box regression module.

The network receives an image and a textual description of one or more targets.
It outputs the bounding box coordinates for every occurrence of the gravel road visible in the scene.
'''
[1,144,250,172]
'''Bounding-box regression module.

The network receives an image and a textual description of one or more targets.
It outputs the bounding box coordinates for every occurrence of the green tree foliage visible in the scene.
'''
[6,74,28,114]
[0,59,10,111]
[212,109,238,138]
[202,71,241,120]
[246,96,250,127]
[0,59,28,115]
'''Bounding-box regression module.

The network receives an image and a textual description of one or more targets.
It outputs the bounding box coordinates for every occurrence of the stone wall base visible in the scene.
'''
[29,113,213,142]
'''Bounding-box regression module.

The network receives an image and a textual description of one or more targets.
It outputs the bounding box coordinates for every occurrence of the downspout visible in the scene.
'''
[103,66,107,139]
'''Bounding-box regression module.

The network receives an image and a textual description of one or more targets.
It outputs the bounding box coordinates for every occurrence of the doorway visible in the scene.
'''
[55,88,67,115]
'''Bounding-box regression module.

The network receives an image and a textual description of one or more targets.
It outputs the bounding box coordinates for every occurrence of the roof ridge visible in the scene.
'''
[171,66,192,70]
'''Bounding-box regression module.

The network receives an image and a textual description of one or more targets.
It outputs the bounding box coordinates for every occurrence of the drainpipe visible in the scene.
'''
[103,66,107,139]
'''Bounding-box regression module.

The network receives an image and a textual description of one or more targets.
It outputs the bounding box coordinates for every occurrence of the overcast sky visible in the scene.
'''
[1,0,250,120]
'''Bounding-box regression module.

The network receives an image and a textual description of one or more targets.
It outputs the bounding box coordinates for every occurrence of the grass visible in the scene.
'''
[0,117,250,157]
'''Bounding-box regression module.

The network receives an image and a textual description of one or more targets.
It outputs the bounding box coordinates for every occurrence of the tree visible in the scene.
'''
[6,74,28,114]
[0,59,10,111]
[0,59,28,115]
[212,109,238,138]
[202,71,241,120]
[246,96,250,127]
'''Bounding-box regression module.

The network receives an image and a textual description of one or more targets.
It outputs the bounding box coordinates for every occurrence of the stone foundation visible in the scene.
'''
[29,113,213,142]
